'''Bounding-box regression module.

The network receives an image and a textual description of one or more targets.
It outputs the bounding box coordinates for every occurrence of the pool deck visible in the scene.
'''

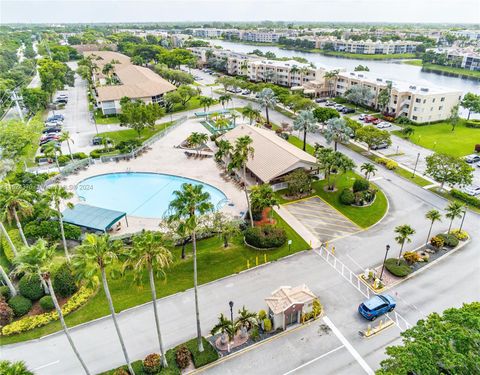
[61,118,248,235]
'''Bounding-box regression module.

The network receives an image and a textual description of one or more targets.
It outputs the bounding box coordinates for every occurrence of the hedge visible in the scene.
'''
[2,286,95,335]
[450,189,480,208]
[0,228,22,263]
[384,258,412,277]
[437,233,459,248]
[244,225,287,249]
[465,120,480,129]
[24,220,82,242]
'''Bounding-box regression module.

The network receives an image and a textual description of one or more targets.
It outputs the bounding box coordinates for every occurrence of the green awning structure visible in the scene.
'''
[194,109,230,117]
[62,204,127,232]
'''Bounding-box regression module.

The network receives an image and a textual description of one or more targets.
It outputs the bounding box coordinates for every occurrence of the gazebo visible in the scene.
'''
[62,204,128,233]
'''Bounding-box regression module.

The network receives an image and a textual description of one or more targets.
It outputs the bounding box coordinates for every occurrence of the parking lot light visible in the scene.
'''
[379,244,390,280]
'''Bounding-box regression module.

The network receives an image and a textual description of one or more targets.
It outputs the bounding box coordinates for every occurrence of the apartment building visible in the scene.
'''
[246,59,322,87]
[446,48,480,71]
[452,30,480,41]
[188,47,258,75]
[324,38,420,54]
[189,28,224,38]
[334,71,462,123]
[241,30,289,43]
[84,51,176,115]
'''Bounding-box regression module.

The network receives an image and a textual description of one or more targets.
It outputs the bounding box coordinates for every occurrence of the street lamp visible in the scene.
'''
[379,244,390,280]
[228,301,234,325]
[411,152,420,178]
[459,207,467,232]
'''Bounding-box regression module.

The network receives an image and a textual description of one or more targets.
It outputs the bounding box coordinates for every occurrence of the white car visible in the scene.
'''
[358,114,367,121]
[376,121,392,129]
[462,185,480,196]
[464,154,480,164]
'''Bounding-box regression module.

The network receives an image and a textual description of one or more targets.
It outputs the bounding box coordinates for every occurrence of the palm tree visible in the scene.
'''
[73,234,135,374]
[293,110,317,151]
[230,112,239,126]
[258,88,277,126]
[210,313,237,347]
[249,184,279,220]
[0,360,34,375]
[425,209,442,246]
[123,231,173,368]
[43,141,62,173]
[59,131,74,161]
[241,105,260,126]
[0,264,16,297]
[394,224,416,264]
[324,70,339,97]
[219,94,232,109]
[445,202,464,234]
[199,96,214,113]
[0,182,33,247]
[15,240,91,374]
[102,62,114,78]
[324,117,353,151]
[228,136,255,227]
[0,221,18,256]
[167,184,214,353]
[235,306,257,338]
[42,185,73,261]
[214,139,232,167]
[360,162,377,181]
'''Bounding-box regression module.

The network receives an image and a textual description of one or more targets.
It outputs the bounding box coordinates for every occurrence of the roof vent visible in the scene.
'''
[376,78,383,82]
[421,88,429,92]
[409,85,416,90]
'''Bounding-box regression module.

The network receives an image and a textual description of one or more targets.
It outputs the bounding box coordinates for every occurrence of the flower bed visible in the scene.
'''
[1,286,95,336]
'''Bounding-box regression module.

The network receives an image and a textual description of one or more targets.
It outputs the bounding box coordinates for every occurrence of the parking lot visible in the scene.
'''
[283,197,360,243]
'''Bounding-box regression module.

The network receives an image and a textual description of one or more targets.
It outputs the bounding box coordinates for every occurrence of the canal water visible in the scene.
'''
[210,39,480,96]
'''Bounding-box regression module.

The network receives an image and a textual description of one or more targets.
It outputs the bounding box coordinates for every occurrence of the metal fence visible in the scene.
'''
[315,246,412,332]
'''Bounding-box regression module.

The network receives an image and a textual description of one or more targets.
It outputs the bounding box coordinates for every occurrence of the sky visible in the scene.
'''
[1,0,479,24]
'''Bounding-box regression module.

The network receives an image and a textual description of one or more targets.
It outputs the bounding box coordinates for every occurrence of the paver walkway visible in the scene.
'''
[283,197,360,243]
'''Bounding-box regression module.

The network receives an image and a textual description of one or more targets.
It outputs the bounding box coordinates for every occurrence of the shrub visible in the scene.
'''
[339,188,355,205]
[8,295,32,317]
[430,236,445,249]
[384,258,412,278]
[0,286,11,301]
[19,275,44,301]
[57,155,70,166]
[258,309,267,320]
[89,147,116,159]
[113,369,129,375]
[175,345,190,369]
[403,251,422,264]
[465,121,480,129]
[450,189,480,208]
[353,178,369,193]
[263,318,272,332]
[24,220,82,242]
[396,116,414,125]
[39,296,55,311]
[312,299,322,318]
[385,160,398,170]
[244,225,287,249]
[0,229,22,262]
[0,298,13,326]
[116,139,142,153]
[143,353,161,374]
[437,233,459,248]
[250,326,260,341]
[2,286,94,335]
[53,263,78,298]
[451,229,468,241]
[476,144,480,153]
[184,337,219,368]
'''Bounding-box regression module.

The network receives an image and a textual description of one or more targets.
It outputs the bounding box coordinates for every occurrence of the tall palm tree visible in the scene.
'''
[241,105,260,126]
[360,162,377,181]
[214,139,232,168]
[167,184,214,353]
[293,110,317,151]
[0,182,33,247]
[324,70,339,97]
[235,306,257,338]
[73,234,135,374]
[210,313,237,345]
[425,209,442,246]
[230,112,239,126]
[199,96,214,113]
[394,224,416,265]
[42,185,73,261]
[43,141,62,173]
[15,240,91,374]
[219,94,232,109]
[123,231,173,368]
[0,221,18,256]
[445,202,464,234]
[229,136,255,227]
[59,131,74,161]
[0,264,16,297]
[258,88,277,126]
[324,117,353,151]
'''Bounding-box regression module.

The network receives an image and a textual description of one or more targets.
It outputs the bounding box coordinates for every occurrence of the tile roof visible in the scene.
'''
[220,125,317,183]
[265,284,317,314]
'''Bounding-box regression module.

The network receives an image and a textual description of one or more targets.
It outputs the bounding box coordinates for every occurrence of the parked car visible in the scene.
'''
[371,142,390,150]
[242,89,251,95]
[465,154,480,164]
[334,104,344,111]
[358,113,367,121]
[376,121,392,129]
[372,118,383,125]
[54,98,68,104]
[315,98,327,103]
[462,185,480,196]
[45,121,62,127]
[42,127,61,134]
[342,107,355,114]
[92,136,103,146]
[358,294,396,321]
[325,101,335,107]
[48,114,64,121]
[364,115,378,123]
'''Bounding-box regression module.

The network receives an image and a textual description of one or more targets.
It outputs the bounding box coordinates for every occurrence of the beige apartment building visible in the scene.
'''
[334,72,462,123]
[246,59,321,87]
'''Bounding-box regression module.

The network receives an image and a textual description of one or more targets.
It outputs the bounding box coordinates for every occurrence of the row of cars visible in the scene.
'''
[463,154,480,196]
[358,114,392,129]
[323,100,355,114]
[39,93,68,149]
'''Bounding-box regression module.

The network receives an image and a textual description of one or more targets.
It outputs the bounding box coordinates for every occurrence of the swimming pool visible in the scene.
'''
[76,172,228,219]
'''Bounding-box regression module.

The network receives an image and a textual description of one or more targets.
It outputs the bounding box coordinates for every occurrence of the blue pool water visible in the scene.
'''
[76,172,228,219]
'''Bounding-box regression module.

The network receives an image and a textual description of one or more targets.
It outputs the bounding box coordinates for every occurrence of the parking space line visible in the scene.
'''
[323,316,374,375]
[33,360,60,370]
[281,345,345,375]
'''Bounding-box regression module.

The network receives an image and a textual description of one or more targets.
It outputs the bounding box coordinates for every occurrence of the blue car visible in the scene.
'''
[358,294,396,321]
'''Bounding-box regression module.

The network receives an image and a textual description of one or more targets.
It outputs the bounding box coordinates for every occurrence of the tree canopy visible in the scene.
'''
[425,153,473,189]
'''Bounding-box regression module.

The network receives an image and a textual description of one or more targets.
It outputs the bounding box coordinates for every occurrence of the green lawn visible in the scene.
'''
[100,121,175,144]
[403,59,422,67]
[1,213,309,345]
[392,121,478,157]
[422,63,480,80]
[94,110,120,125]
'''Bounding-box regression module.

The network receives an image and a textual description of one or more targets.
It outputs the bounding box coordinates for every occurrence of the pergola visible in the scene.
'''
[62,204,128,233]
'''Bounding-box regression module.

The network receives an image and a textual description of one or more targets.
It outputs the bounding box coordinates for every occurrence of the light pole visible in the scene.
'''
[379,244,390,280]
[411,152,420,178]
[459,207,467,231]
[229,301,234,325]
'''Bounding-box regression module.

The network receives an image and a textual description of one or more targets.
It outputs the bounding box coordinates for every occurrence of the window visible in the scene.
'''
[432,98,436,103]
[414,107,418,111]
[439,106,443,110]
[413,115,418,120]
[415,98,421,103]
[423,99,426,104]
[441,97,445,102]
